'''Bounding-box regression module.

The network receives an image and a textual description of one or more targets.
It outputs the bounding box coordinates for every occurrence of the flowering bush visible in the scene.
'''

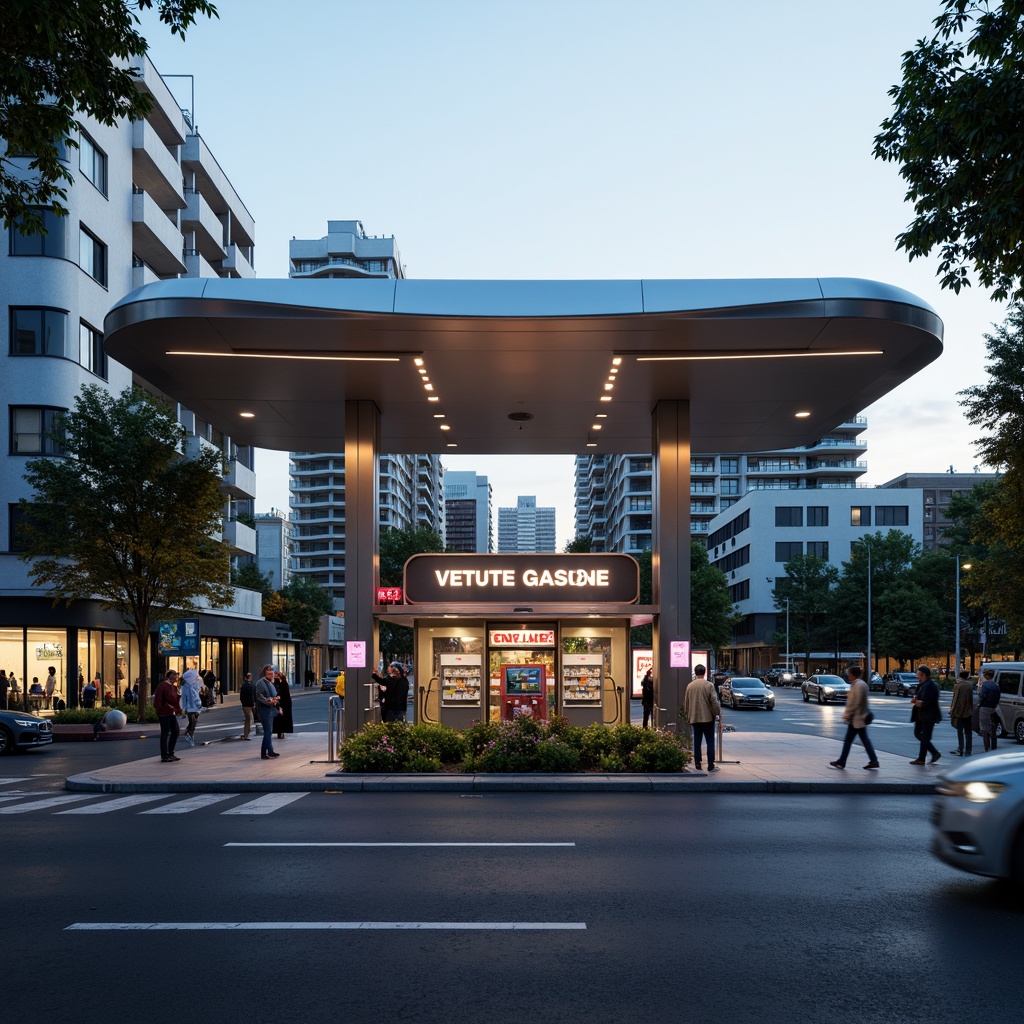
[337,715,690,773]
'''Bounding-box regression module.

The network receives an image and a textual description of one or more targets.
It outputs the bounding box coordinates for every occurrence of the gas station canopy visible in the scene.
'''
[104,277,942,455]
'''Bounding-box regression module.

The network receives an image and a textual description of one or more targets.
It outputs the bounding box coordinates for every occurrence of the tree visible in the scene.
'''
[231,562,273,596]
[379,525,444,587]
[564,535,593,553]
[278,575,332,644]
[18,385,231,719]
[873,1,1024,301]
[630,546,739,653]
[2,1,218,234]
[378,525,444,662]
[772,554,840,672]
[874,582,947,668]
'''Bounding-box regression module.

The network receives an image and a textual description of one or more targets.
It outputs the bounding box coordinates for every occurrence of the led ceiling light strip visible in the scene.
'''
[633,349,883,362]
[166,350,403,362]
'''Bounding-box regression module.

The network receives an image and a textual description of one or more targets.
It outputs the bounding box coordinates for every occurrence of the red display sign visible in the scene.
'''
[376,586,403,604]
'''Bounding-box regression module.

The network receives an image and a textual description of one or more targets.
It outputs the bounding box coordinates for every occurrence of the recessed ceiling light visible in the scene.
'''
[600,396,612,402]
[795,410,812,418]
[603,383,614,391]
[446,443,457,448]
[596,413,607,418]
[414,357,424,366]
[428,396,440,402]
[586,442,597,447]
[439,423,450,431]
[240,412,255,418]
[433,414,445,419]
[592,424,602,430]
[612,357,622,366]
[424,383,434,391]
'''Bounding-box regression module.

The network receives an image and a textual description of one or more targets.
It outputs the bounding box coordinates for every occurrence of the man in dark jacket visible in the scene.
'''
[373,661,409,723]
[909,665,941,765]
[238,672,256,740]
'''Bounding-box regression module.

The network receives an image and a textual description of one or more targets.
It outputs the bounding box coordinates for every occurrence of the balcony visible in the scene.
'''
[223,519,257,556]
[182,189,226,262]
[132,120,184,211]
[184,249,219,279]
[132,261,161,289]
[221,242,255,279]
[182,133,256,249]
[132,192,186,276]
[222,458,256,499]
[183,433,222,463]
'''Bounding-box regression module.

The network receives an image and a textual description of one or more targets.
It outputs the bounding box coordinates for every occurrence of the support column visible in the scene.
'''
[343,401,381,736]
[652,401,691,731]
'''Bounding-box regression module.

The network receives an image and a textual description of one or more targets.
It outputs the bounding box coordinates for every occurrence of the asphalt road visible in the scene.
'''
[5,788,1022,1024]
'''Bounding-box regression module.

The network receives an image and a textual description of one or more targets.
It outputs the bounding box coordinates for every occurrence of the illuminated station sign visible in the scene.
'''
[403,554,640,605]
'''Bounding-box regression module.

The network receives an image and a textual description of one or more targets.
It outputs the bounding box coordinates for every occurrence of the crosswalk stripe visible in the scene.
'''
[0,777,34,786]
[56,794,169,815]
[221,793,309,815]
[0,795,28,804]
[0,794,96,814]
[140,794,238,814]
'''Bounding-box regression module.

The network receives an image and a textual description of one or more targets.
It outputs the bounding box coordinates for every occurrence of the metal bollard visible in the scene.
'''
[327,695,344,763]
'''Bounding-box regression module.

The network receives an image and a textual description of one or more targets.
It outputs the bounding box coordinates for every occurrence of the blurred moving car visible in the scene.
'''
[719,676,775,710]
[931,750,1024,889]
[868,671,885,692]
[765,663,804,687]
[320,669,343,692]
[0,708,53,755]
[801,674,851,704]
[884,671,919,697]
[979,661,1024,746]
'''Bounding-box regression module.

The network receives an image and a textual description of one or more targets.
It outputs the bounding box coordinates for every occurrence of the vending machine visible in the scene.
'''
[500,664,547,721]
[439,653,482,729]
[562,652,604,725]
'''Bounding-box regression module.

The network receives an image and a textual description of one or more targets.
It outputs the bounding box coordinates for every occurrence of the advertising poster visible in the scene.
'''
[158,618,200,656]
[631,648,653,699]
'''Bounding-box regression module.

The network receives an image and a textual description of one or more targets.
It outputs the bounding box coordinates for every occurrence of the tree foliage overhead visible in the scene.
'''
[873,0,1024,301]
[18,385,232,716]
[1,0,218,233]
[379,525,444,587]
[277,575,333,644]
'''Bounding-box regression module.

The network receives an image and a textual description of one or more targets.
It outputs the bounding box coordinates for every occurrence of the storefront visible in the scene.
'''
[376,553,648,729]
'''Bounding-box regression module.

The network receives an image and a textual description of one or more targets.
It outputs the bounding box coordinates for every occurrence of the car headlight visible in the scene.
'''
[14,718,37,727]
[822,687,834,695]
[937,780,1008,803]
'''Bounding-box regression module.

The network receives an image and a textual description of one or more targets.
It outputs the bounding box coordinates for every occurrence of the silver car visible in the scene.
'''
[801,674,851,705]
[931,750,1024,889]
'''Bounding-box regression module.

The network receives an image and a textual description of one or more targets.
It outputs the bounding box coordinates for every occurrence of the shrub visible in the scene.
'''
[408,722,468,766]
[406,753,443,773]
[54,701,158,724]
[534,736,581,772]
[578,723,616,769]
[629,733,690,772]
[475,718,543,772]
[338,722,410,772]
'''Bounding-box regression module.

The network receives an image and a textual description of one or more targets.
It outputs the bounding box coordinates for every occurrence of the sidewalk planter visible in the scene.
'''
[336,717,691,773]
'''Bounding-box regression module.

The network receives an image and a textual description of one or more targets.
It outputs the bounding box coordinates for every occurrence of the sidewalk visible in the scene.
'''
[65,727,950,794]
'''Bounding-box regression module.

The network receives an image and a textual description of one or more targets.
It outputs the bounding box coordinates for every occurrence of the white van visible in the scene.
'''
[980,662,1024,745]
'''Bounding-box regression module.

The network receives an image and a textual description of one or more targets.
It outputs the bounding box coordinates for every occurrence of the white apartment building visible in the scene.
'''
[706,488,923,669]
[574,415,868,553]
[287,222,443,608]
[254,509,293,589]
[497,495,557,553]
[0,56,296,701]
[444,470,493,552]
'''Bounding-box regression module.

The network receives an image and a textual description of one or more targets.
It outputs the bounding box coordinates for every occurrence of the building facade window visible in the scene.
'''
[79,132,108,196]
[9,209,67,257]
[9,307,69,357]
[10,406,65,455]
[79,321,107,378]
[720,458,739,474]
[850,506,871,527]
[775,506,803,527]
[807,506,829,527]
[720,478,740,495]
[79,225,107,285]
[775,541,803,561]
[807,541,829,559]
[875,505,909,526]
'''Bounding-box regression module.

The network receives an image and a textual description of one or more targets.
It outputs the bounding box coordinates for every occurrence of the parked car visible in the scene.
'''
[0,708,54,756]
[320,669,343,693]
[801,674,851,704]
[766,663,803,687]
[884,671,919,697]
[719,676,775,710]
[979,661,1024,745]
[868,671,885,692]
[931,750,1024,889]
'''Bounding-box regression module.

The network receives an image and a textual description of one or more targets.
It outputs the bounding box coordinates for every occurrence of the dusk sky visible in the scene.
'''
[140,0,1007,546]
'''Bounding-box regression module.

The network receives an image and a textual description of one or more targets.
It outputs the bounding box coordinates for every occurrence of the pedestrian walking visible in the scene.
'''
[44,665,57,710]
[153,669,182,763]
[254,664,281,760]
[239,671,256,740]
[977,667,1001,752]
[682,665,721,772]
[829,666,880,770]
[641,668,655,729]
[948,669,974,756]
[180,668,203,747]
[0,669,8,710]
[909,665,941,764]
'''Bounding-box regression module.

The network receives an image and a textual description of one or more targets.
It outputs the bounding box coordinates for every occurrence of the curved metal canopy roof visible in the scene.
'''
[104,277,942,455]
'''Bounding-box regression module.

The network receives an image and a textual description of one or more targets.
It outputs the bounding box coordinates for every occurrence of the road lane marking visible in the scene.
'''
[66,921,587,931]
[56,794,169,814]
[0,794,96,814]
[0,777,34,786]
[224,842,576,848]
[221,793,309,814]
[140,794,239,814]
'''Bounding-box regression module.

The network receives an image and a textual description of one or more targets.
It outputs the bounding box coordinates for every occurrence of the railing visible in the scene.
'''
[327,695,344,762]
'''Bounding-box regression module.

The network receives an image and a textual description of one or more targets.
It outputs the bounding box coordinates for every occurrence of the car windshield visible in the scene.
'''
[816,676,847,686]
[897,674,917,681]
[732,679,765,690]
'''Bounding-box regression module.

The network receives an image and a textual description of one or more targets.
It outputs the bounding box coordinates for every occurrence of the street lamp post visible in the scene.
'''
[785,597,791,671]
[955,556,972,675]
[857,539,872,678]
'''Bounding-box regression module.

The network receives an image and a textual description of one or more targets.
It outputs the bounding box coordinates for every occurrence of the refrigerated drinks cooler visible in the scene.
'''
[501,664,547,721]
[438,653,482,729]
[562,652,604,725]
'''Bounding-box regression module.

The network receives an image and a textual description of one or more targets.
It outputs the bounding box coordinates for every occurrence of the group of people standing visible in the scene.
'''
[153,664,293,764]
